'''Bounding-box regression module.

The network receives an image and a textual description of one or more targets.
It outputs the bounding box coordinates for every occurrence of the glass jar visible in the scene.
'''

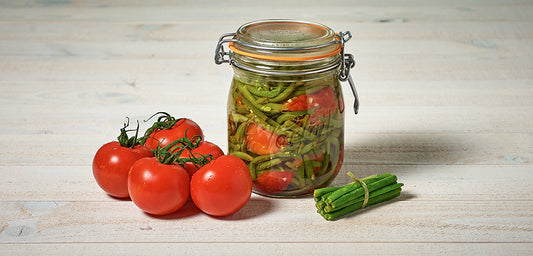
[215,19,358,197]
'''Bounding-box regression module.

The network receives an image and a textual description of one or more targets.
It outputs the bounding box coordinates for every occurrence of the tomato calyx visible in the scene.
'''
[117,117,143,148]
[175,132,203,150]
[140,112,184,145]
[153,135,213,168]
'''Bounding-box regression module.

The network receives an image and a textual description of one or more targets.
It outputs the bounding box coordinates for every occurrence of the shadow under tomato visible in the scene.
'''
[143,199,201,220]
[107,194,132,201]
[211,196,277,221]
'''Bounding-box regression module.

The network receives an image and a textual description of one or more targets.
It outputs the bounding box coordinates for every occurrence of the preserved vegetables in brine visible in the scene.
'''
[228,71,344,197]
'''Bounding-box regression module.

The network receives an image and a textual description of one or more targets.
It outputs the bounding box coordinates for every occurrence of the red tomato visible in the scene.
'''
[128,157,190,215]
[246,123,287,155]
[285,87,338,122]
[190,155,252,217]
[254,171,294,195]
[333,146,344,177]
[92,142,153,198]
[179,141,225,176]
[144,118,204,151]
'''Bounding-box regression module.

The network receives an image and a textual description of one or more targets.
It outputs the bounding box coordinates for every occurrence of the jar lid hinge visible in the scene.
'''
[338,31,359,115]
[214,33,236,64]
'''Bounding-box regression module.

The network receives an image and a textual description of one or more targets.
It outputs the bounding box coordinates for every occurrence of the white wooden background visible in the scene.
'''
[1,0,532,255]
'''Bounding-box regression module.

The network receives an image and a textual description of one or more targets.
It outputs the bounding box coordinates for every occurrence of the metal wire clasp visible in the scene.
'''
[338,31,359,115]
[215,33,236,64]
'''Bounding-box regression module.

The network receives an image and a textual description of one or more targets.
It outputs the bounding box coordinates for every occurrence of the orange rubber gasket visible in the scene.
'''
[229,34,342,61]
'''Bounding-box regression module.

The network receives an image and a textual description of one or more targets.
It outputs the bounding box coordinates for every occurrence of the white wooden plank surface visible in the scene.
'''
[1,0,532,255]
[1,165,532,201]
[1,243,532,256]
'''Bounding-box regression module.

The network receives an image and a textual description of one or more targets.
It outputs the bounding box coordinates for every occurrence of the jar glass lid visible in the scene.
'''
[229,19,342,61]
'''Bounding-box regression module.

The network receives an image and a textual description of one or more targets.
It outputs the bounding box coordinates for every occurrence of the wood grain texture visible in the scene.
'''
[2,243,532,256]
[1,0,532,255]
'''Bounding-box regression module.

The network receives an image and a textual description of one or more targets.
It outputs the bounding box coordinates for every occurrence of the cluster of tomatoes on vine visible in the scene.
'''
[92,112,252,217]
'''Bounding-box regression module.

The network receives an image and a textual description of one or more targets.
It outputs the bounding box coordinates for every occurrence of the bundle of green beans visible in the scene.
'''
[314,173,403,220]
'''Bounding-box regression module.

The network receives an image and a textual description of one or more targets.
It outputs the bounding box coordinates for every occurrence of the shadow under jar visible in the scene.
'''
[215,19,358,197]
